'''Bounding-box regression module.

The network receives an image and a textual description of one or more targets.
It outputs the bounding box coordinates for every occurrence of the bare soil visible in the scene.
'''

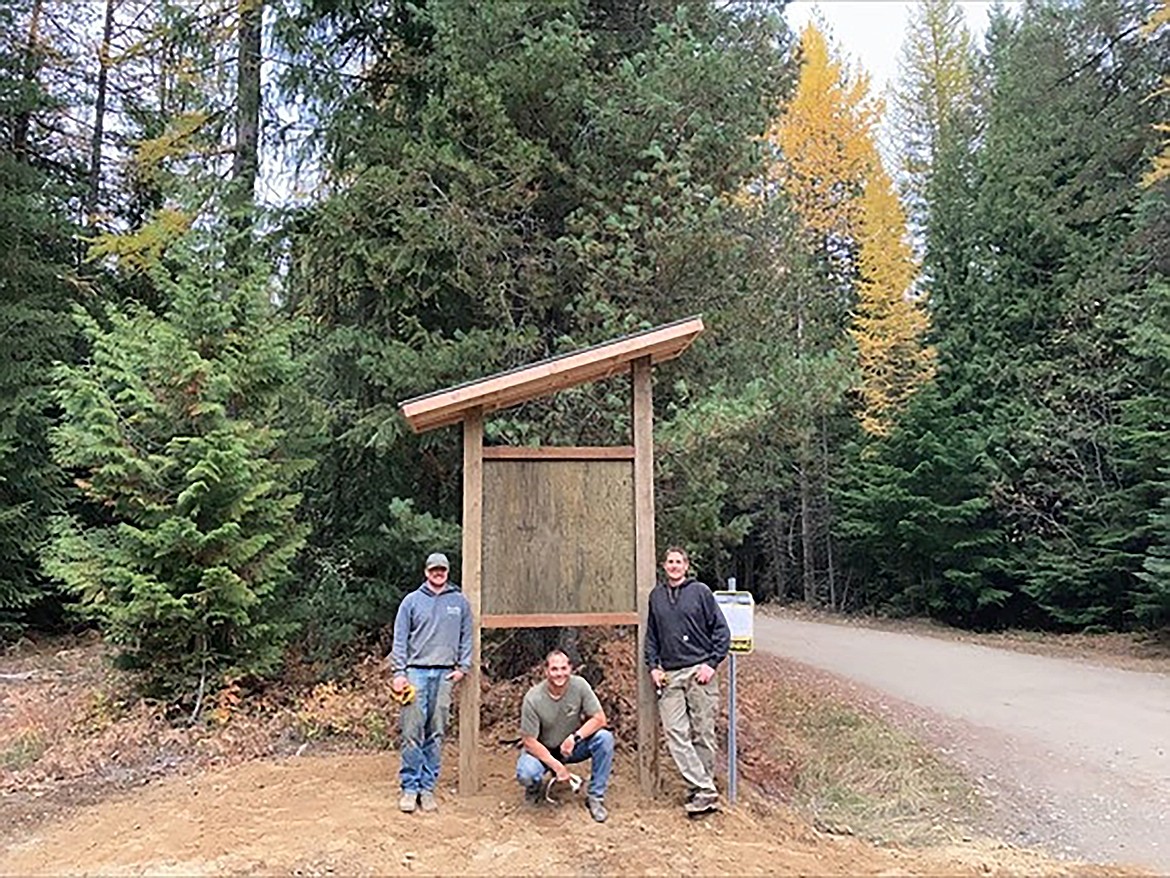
[0,630,1156,876]
[1,748,1140,877]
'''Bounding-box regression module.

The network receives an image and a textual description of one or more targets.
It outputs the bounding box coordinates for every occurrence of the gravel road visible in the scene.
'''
[753,615,1170,872]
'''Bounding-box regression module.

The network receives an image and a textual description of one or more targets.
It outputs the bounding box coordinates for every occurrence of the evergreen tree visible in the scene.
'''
[1126,279,1170,628]
[834,388,1013,625]
[275,0,791,637]
[889,0,1170,629]
[46,248,313,702]
[891,0,976,236]
[0,0,74,633]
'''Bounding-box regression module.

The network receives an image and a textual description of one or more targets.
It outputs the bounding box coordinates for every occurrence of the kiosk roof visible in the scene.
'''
[399,315,704,433]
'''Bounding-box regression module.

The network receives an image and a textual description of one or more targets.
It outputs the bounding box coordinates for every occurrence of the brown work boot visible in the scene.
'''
[586,795,608,823]
[418,791,438,812]
[398,791,418,813]
[684,790,719,815]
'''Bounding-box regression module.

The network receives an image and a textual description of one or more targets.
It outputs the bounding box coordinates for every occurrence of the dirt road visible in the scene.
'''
[753,615,1170,872]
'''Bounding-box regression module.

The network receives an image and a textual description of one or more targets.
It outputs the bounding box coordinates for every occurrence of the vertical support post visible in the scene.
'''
[459,407,483,795]
[632,356,660,795]
[727,576,738,806]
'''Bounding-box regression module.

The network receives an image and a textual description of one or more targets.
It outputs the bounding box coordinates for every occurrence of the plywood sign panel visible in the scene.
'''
[482,459,635,616]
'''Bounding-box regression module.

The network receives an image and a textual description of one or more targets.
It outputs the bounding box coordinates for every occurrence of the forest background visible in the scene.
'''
[0,0,1167,708]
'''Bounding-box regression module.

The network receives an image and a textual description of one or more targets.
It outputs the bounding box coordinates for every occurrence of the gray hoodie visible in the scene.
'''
[389,582,473,673]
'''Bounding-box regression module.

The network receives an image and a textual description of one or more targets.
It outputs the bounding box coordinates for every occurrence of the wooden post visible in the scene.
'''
[632,356,659,794]
[459,407,483,794]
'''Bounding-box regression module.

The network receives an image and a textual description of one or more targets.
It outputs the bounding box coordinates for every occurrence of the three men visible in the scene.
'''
[391,544,730,821]
[645,546,731,814]
[389,552,472,813]
[516,649,613,823]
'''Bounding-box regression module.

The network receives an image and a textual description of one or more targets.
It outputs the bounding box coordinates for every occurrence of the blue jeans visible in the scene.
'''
[399,668,453,793]
[516,729,614,798]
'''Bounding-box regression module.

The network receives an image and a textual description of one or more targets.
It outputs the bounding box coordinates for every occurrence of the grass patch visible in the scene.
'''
[768,687,980,845]
[2,731,46,771]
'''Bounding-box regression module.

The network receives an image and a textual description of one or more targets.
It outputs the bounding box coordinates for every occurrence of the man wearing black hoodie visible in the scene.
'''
[645,546,730,815]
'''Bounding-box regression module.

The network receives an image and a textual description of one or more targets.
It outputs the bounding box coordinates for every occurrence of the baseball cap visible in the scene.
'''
[425,552,450,570]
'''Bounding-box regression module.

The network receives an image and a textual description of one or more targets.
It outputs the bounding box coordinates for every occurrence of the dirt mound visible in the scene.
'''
[0,748,1131,877]
[0,631,1152,876]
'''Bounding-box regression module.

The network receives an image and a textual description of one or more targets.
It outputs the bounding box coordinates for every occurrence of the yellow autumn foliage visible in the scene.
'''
[850,164,936,437]
[1141,0,1169,188]
[87,208,193,272]
[764,23,879,248]
[755,22,935,436]
[133,111,212,183]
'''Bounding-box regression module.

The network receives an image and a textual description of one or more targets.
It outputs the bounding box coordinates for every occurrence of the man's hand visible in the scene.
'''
[446,668,465,683]
[392,674,409,693]
[559,735,576,758]
[650,668,667,688]
[695,663,716,685]
[551,760,571,782]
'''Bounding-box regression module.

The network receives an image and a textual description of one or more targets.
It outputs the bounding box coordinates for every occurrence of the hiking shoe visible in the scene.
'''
[418,791,438,812]
[586,795,608,823]
[684,790,719,815]
[398,791,418,813]
[523,783,543,806]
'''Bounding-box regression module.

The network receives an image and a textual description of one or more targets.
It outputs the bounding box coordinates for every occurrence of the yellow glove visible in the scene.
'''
[391,682,416,706]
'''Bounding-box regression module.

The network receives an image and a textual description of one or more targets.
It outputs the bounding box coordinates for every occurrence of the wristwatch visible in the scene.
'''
[572,732,582,745]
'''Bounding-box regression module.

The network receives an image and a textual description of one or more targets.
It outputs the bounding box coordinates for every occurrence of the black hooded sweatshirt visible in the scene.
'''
[644,578,731,672]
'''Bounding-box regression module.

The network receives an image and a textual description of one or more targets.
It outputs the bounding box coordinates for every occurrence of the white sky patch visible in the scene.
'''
[783,1,1019,164]
[784,1,1013,99]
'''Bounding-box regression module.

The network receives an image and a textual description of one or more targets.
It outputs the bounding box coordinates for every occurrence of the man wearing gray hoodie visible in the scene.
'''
[389,552,472,814]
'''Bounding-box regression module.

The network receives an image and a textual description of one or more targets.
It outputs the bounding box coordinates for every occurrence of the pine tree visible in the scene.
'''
[274,0,791,631]
[0,0,74,633]
[891,0,976,235]
[1126,279,1170,629]
[46,250,313,701]
[917,0,1170,629]
[833,387,1011,625]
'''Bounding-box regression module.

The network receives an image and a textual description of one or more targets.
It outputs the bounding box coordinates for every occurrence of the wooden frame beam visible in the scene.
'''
[632,356,659,794]
[482,446,635,460]
[482,612,638,628]
[459,408,483,794]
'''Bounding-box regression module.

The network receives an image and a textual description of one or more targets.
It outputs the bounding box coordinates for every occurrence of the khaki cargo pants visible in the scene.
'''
[658,663,718,795]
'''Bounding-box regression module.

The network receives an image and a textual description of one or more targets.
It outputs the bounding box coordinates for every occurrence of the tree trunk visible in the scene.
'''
[11,0,45,160]
[799,442,816,604]
[85,0,117,223]
[822,415,837,609]
[230,0,263,223]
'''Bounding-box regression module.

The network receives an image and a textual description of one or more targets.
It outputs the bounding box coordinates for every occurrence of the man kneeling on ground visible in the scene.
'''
[517,649,613,823]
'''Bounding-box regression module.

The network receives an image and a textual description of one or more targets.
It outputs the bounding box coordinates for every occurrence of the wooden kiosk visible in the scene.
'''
[398,316,704,795]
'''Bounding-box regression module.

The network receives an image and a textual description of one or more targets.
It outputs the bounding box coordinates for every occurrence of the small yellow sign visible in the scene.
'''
[713,591,754,655]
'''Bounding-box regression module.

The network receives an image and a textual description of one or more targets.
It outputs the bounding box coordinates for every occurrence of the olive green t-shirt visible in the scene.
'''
[520,675,602,751]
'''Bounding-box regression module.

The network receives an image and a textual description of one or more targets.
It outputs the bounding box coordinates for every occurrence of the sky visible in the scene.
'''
[783,1,1012,99]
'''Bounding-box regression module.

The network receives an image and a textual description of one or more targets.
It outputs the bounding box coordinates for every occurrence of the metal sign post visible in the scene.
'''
[727,578,738,806]
[714,578,754,807]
